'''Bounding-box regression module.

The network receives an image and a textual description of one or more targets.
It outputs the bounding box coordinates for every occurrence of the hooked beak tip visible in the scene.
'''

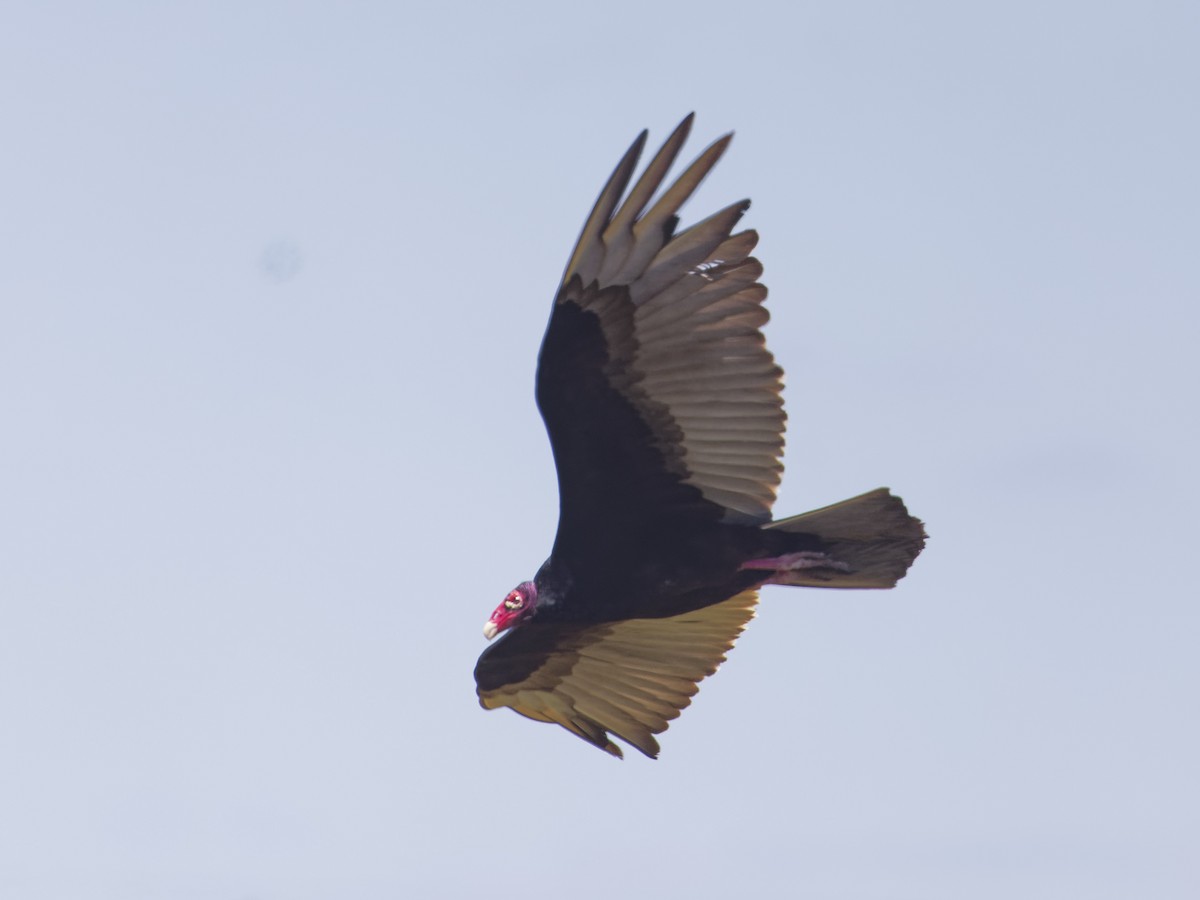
[483,621,499,641]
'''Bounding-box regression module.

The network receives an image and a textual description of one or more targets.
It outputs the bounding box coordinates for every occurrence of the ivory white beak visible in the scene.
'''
[483,621,499,640]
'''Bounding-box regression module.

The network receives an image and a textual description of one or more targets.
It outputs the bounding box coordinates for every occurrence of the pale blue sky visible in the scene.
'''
[2,2,1197,898]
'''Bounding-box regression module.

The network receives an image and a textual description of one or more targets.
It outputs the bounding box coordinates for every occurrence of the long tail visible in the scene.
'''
[758,488,926,588]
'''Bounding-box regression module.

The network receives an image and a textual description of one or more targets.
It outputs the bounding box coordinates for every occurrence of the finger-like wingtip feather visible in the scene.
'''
[562,129,649,288]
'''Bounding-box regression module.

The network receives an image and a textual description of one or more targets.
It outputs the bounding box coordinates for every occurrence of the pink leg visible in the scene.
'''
[741,551,851,574]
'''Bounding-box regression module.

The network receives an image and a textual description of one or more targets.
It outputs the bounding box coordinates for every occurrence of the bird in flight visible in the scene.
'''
[474,115,926,758]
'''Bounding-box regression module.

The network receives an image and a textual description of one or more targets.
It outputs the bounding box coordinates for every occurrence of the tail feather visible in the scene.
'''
[766,488,926,588]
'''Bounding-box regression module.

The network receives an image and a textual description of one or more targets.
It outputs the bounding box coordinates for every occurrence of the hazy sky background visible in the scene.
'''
[2,2,1197,898]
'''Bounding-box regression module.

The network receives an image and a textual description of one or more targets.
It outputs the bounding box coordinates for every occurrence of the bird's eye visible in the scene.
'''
[505,598,522,610]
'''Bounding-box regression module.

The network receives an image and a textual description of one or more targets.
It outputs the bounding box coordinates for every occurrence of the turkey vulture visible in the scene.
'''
[474,115,925,758]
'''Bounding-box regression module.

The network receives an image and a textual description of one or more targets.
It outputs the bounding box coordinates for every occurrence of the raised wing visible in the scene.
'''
[474,590,759,758]
[536,115,785,563]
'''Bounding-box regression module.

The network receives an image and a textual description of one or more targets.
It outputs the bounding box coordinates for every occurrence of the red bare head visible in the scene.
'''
[483,581,538,640]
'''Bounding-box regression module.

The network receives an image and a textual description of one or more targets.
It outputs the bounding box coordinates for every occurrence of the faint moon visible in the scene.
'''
[260,239,303,282]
